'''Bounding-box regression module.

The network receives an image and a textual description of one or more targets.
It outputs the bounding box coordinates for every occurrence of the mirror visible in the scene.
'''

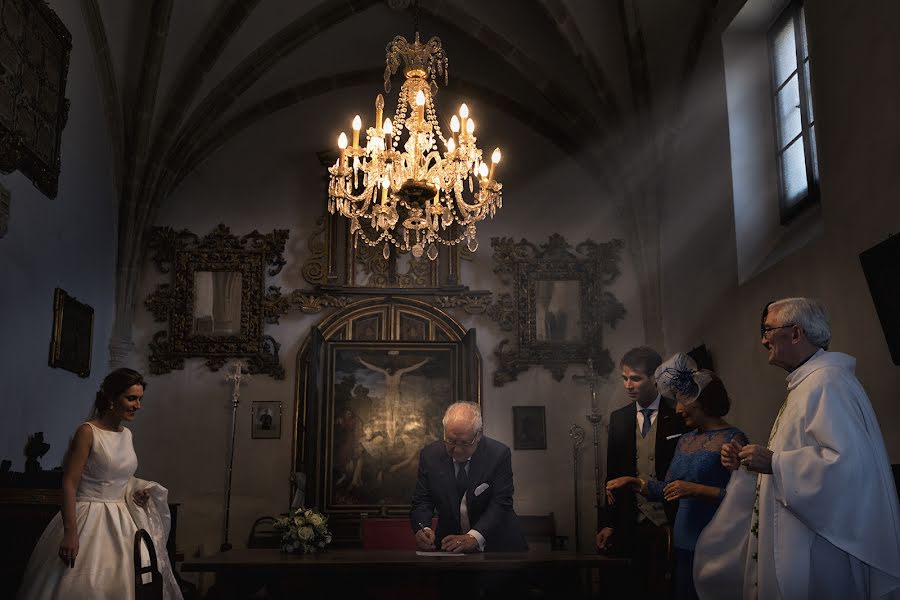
[535,279,582,342]
[193,271,243,335]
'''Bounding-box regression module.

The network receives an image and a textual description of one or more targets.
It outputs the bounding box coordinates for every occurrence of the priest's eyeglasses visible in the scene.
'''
[443,434,479,448]
[760,324,794,338]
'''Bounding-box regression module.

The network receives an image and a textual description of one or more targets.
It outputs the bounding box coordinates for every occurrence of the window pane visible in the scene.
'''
[776,75,802,147]
[780,138,809,207]
[772,17,797,86]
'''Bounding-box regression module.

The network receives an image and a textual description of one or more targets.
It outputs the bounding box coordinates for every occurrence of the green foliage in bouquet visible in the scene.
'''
[273,508,333,554]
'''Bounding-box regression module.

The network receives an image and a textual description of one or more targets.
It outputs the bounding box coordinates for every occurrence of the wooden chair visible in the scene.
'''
[519,513,568,551]
[134,529,163,600]
[247,516,281,549]
[360,516,436,550]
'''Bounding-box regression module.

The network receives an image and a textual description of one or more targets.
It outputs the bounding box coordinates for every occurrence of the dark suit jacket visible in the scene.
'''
[600,399,686,556]
[410,436,528,552]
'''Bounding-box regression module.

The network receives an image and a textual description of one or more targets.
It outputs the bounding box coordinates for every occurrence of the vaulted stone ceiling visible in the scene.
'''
[79,0,719,359]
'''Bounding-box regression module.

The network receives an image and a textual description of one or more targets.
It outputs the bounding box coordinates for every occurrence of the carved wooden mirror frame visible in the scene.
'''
[145,224,289,378]
[490,234,627,385]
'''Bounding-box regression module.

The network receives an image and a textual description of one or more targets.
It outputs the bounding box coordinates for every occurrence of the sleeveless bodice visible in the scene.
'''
[76,423,138,502]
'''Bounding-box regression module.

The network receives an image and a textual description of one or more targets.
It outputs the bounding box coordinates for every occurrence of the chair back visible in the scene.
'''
[361,517,436,550]
[247,516,281,549]
[134,529,163,600]
[519,512,568,551]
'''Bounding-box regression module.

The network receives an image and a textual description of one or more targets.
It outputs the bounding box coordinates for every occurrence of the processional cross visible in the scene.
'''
[221,361,251,551]
[572,359,606,541]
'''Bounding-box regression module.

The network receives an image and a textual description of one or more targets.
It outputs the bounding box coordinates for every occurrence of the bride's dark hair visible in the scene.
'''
[93,368,146,417]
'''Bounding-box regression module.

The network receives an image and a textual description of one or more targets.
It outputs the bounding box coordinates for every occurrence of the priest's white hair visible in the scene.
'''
[769,297,831,349]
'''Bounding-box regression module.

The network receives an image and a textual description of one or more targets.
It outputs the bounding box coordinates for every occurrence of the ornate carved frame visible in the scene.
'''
[145,224,289,378]
[0,0,72,198]
[489,234,626,385]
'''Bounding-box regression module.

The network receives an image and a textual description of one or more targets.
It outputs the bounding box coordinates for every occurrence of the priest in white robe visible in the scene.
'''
[694,297,900,600]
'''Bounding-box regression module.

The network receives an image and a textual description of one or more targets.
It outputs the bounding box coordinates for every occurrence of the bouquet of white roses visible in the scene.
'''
[273,508,333,554]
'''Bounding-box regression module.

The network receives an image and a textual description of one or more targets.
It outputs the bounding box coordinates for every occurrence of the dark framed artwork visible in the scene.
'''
[48,287,93,377]
[251,400,282,439]
[513,406,547,450]
[0,0,72,198]
[324,341,462,513]
[145,224,289,378]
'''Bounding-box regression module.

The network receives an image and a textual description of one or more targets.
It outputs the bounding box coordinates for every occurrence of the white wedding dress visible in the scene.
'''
[18,422,182,600]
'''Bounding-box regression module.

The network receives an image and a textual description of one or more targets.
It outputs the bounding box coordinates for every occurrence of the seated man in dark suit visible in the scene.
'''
[410,401,527,553]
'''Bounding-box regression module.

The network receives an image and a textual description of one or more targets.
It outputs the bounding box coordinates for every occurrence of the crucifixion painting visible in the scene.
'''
[328,344,458,508]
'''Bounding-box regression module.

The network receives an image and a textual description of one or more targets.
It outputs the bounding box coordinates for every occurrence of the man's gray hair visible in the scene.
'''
[769,297,831,349]
[443,402,484,433]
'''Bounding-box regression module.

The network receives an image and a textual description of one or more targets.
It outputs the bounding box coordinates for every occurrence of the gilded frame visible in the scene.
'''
[48,287,93,378]
[145,224,289,378]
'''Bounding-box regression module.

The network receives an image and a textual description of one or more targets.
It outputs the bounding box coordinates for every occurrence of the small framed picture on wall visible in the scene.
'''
[48,288,94,378]
[251,400,282,439]
[512,405,547,450]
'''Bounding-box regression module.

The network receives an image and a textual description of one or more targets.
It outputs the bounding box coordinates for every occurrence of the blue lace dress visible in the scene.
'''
[646,426,749,600]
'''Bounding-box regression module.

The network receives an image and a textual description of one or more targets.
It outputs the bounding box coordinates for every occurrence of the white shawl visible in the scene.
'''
[126,477,184,600]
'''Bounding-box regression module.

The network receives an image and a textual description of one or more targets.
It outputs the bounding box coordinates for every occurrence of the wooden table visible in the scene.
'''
[183,548,628,599]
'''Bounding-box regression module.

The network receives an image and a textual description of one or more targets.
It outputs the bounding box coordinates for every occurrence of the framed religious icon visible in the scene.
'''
[512,406,547,450]
[48,287,94,377]
[322,341,463,513]
[251,400,282,439]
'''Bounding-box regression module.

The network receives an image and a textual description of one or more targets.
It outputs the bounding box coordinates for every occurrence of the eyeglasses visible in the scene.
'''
[760,324,794,338]
[443,434,480,448]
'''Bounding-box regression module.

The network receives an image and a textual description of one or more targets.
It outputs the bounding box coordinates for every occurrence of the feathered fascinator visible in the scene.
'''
[654,353,713,404]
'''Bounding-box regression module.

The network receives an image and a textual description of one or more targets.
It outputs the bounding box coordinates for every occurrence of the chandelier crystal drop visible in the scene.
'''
[327,32,503,260]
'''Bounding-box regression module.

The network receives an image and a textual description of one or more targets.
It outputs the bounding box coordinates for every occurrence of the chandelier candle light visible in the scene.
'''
[328,33,503,261]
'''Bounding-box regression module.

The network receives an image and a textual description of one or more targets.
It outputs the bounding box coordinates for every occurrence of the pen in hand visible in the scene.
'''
[416,521,436,549]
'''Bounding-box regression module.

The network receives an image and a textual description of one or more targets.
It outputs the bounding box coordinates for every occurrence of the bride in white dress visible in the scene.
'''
[17,368,182,600]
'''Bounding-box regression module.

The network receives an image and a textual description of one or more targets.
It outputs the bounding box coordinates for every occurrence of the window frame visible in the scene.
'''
[767,0,819,224]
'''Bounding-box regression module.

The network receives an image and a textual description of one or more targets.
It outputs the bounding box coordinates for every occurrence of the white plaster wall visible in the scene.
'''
[659,2,900,454]
[0,1,117,472]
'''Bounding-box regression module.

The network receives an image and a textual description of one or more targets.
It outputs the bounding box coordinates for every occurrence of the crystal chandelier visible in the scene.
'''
[327,32,503,261]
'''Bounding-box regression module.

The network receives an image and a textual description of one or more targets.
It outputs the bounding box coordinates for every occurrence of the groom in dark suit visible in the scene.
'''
[598,347,685,598]
[410,401,527,553]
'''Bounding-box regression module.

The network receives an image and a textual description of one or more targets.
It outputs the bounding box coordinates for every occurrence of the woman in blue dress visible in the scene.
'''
[607,353,748,600]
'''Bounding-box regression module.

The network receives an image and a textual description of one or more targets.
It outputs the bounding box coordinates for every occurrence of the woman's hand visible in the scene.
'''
[663,480,699,501]
[721,439,743,471]
[59,529,79,568]
[606,476,644,504]
[132,488,150,507]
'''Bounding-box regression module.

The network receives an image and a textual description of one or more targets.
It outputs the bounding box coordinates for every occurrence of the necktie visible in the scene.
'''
[640,408,655,438]
[455,462,468,499]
